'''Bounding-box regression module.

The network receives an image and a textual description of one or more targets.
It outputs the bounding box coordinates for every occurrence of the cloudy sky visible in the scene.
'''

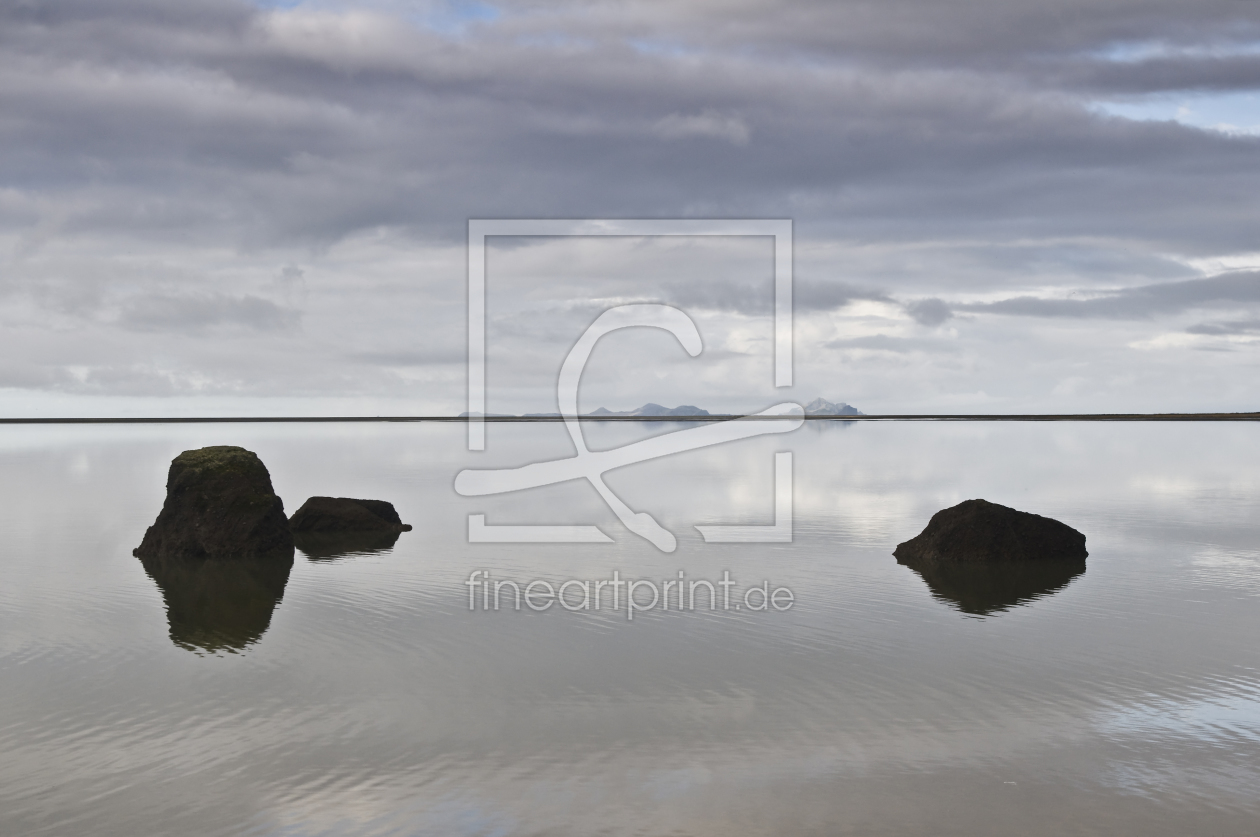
[2,0,1259,416]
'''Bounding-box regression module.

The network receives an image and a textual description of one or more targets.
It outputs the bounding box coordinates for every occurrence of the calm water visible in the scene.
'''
[1,420,1259,835]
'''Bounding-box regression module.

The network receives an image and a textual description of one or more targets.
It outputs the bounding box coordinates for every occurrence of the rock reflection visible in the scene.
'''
[294,530,400,561]
[901,559,1086,616]
[139,552,294,653]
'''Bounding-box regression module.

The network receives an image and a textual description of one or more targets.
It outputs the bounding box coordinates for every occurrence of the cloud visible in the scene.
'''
[798,281,893,311]
[652,110,750,145]
[116,293,301,333]
[663,279,890,315]
[487,1,1260,70]
[1185,318,1260,335]
[0,0,1258,251]
[958,271,1260,319]
[348,349,465,366]
[903,297,953,326]
[2,1,1260,412]
[1058,54,1260,95]
[823,334,955,354]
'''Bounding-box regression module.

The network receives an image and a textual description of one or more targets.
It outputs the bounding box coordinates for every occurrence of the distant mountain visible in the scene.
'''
[463,400,859,418]
[803,398,863,416]
[589,403,711,417]
[458,411,562,417]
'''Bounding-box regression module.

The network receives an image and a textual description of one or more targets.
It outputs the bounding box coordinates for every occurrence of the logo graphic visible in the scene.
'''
[458,220,799,552]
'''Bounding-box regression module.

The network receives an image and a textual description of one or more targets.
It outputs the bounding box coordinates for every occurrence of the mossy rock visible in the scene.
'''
[134,446,294,560]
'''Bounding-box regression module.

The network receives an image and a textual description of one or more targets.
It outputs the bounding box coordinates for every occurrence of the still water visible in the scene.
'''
[1,420,1258,835]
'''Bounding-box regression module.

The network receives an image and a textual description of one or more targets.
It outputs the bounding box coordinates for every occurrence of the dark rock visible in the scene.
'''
[904,559,1086,616]
[140,552,293,653]
[289,496,413,534]
[894,499,1087,564]
[133,446,294,560]
[294,529,402,561]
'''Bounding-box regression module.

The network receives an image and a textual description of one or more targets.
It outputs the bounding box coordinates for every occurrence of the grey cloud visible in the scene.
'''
[652,110,750,145]
[117,292,301,333]
[664,282,773,315]
[272,264,309,306]
[796,281,893,312]
[0,362,69,389]
[1186,318,1260,335]
[57,364,186,396]
[903,297,954,326]
[1055,54,1260,95]
[823,334,956,354]
[4,1,1260,411]
[959,271,1260,319]
[1,1,1259,253]
[494,1,1260,70]
[349,349,466,366]
[662,279,890,315]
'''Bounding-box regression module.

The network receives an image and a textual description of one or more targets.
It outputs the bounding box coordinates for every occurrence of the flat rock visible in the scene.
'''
[894,499,1087,564]
[289,497,413,534]
[134,446,294,560]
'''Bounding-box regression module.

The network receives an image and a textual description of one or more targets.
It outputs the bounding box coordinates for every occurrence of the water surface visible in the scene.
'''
[1,421,1258,835]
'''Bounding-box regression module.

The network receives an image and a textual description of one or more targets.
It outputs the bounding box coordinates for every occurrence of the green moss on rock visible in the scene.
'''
[134,446,294,560]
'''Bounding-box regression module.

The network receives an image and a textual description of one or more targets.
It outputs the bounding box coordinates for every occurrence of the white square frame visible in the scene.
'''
[466,218,793,450]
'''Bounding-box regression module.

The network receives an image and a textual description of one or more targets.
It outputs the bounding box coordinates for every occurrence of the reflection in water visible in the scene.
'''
[139,553,294,653]
[10,423,1260,836]
[294,530,400,561]
[900,559,1086,616]
[804,418,857,434]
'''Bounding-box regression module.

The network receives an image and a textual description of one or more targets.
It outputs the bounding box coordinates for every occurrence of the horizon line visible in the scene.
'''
[0,412,1258,425]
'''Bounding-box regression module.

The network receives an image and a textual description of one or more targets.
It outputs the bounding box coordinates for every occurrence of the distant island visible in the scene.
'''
[461,399,863,418]
[505,404,708,418]
[588,403,709,417]
[803,398,863,416]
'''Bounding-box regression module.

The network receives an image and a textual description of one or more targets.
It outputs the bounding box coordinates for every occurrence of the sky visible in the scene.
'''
[2,0,1259,416]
